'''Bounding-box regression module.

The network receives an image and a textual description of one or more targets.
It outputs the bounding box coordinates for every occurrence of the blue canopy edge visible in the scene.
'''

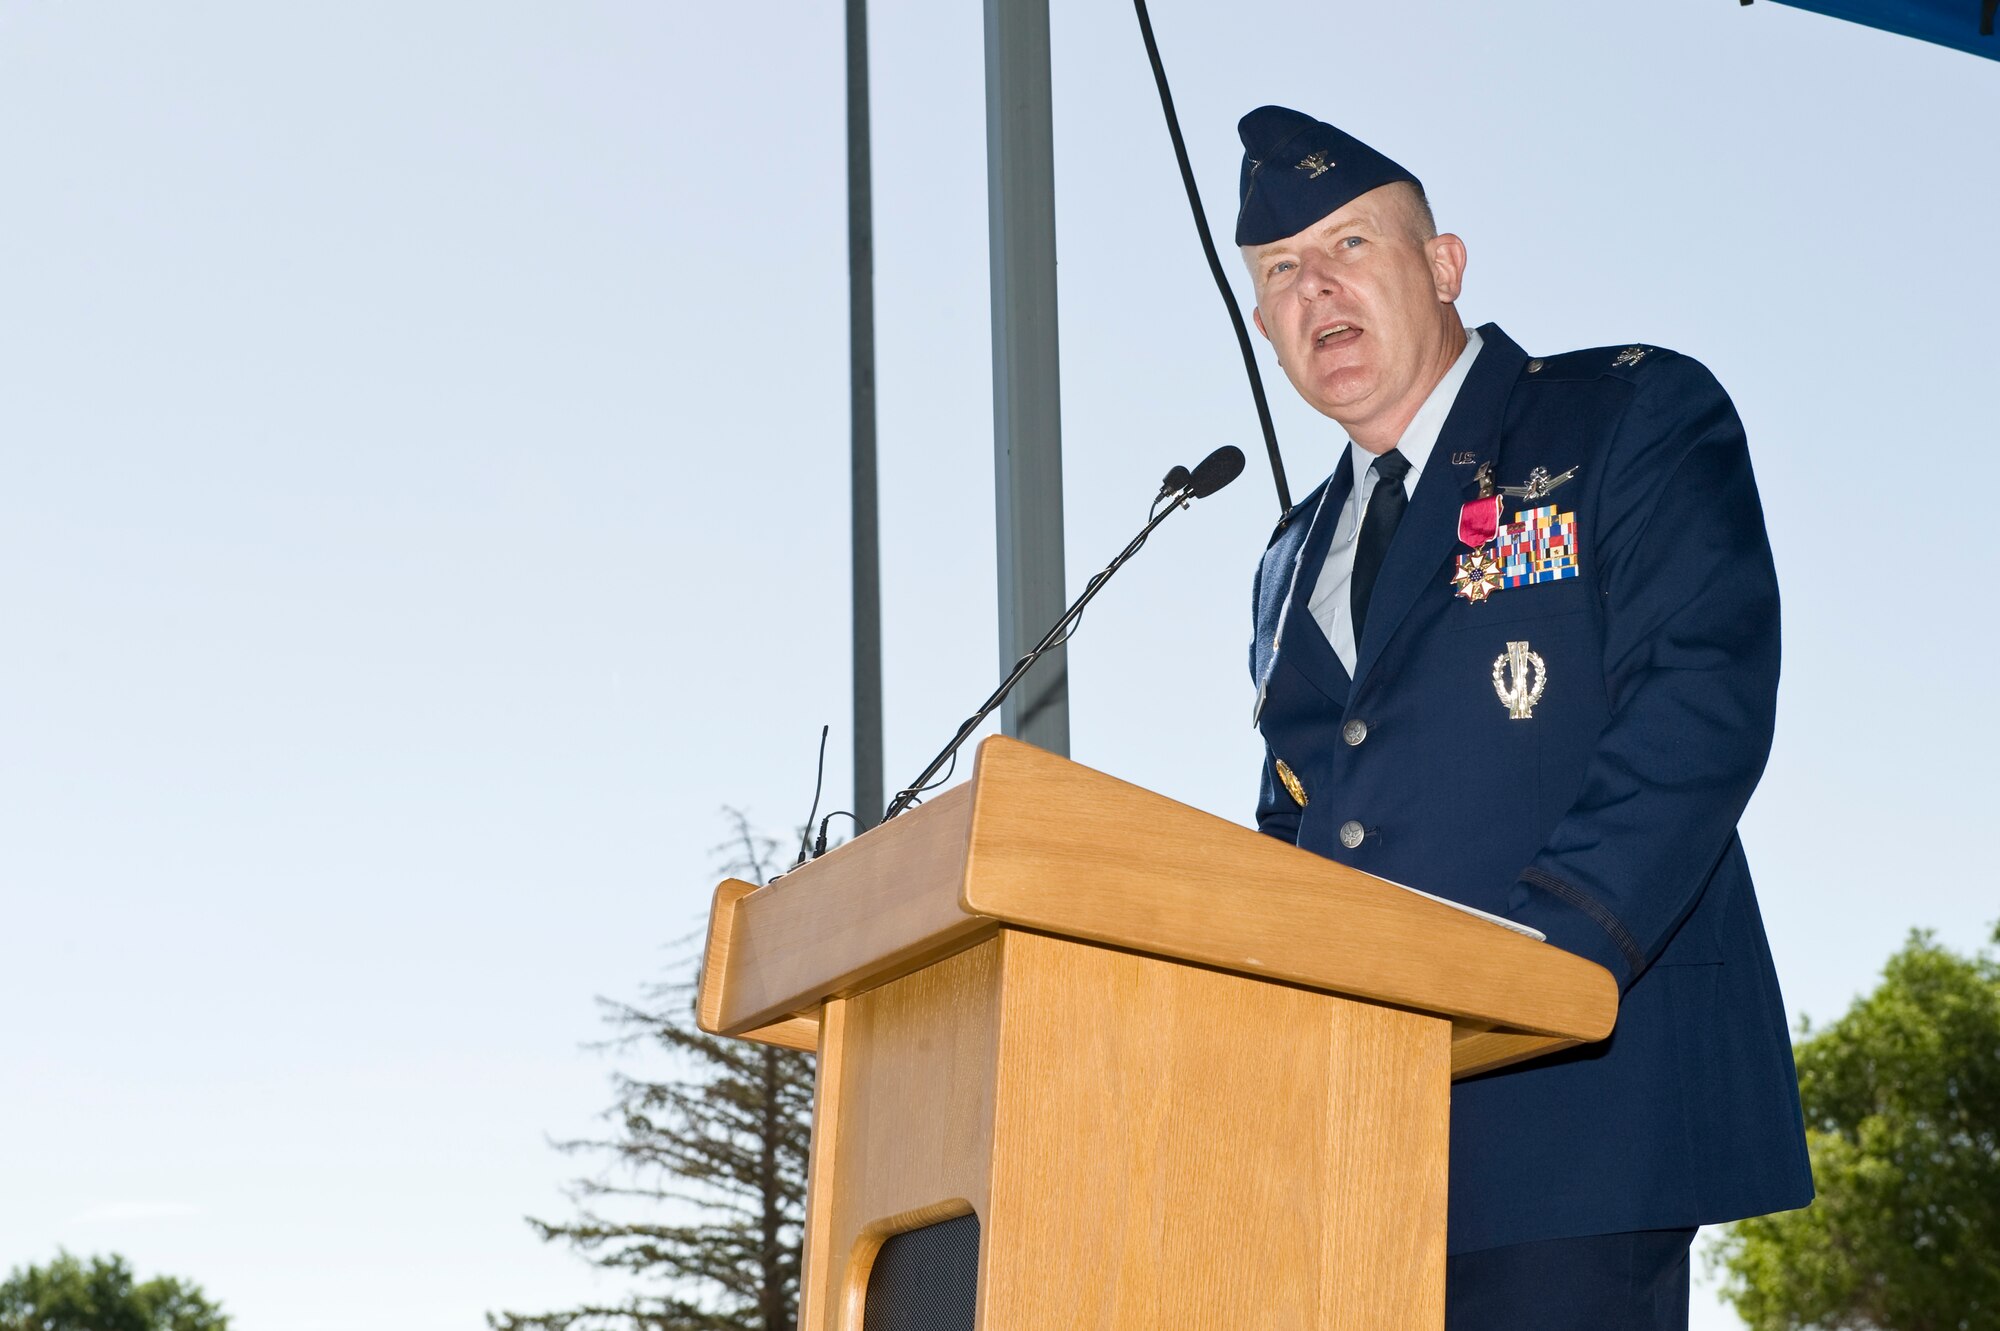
[1768,0,1999,61]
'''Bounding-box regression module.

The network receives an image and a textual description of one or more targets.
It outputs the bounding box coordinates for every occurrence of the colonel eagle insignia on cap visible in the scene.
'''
[1235,105,1421,247]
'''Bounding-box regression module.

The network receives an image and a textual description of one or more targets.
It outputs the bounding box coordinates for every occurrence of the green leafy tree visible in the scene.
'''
[490,813,815,1331]
[1714,926,2000,1330]
[0,1251,228,1331]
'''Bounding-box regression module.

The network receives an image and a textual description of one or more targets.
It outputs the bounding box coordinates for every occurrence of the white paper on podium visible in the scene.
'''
[1375,877,1548,943]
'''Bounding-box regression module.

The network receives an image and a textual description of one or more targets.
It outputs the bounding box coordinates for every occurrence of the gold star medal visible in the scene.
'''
[1452,493,1504,603]
[1453,549,1503,603]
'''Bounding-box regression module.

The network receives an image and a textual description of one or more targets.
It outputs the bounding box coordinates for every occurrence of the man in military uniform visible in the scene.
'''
[1236,105,1813,1328]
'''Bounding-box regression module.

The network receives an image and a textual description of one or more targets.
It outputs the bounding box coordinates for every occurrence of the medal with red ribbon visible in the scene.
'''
[1452,489,1504,604]
[1451,464,1584,604]
[1458,495,1500,549]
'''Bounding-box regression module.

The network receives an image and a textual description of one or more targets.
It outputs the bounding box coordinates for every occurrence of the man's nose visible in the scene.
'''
[1296,254,1339,298]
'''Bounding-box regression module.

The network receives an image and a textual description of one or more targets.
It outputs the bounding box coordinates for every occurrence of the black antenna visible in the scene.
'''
[793,725,830,868]
[1131,0,1292,515]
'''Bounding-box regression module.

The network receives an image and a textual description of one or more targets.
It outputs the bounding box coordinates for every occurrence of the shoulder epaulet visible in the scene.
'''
[1519,342,1683,384]
[1266,502,1302,548]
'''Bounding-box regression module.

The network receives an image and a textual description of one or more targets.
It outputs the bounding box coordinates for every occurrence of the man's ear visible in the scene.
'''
[1430,233,1468,304]
[1252,306,1268,340]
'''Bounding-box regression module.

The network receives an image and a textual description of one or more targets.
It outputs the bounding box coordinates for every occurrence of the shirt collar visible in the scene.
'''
[1347,325,1484,496]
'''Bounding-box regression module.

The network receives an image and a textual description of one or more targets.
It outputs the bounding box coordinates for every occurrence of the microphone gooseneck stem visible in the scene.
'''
[881,488,1194,822]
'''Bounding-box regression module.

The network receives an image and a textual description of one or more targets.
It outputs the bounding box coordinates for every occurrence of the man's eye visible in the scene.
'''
[1339,236,1364,249]
[1270,260,1296,276]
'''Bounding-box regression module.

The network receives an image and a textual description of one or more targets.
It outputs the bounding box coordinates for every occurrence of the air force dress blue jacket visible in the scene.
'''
[1250,323,1815,1253]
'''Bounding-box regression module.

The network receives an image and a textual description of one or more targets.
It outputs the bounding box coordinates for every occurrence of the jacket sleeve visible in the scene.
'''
[1503,355,1780,989]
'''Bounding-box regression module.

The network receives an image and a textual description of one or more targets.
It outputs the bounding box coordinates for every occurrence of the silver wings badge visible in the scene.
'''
[1496,466,1578,501]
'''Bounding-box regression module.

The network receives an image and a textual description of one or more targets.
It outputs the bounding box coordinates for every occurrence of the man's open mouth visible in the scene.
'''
[1314,323,1361,348]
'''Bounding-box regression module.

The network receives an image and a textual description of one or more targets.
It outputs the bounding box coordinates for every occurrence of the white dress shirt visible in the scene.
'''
[1306,327,1485,674]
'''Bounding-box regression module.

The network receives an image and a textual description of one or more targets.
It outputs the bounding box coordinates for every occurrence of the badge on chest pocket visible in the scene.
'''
[1492,641,1547,719]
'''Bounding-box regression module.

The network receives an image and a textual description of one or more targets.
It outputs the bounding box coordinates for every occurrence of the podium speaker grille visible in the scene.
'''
[860,1213,979,1331]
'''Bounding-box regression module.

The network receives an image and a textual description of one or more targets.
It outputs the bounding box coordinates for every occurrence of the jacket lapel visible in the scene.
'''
[1350,324,1529,691]
[1254,451,1353,725]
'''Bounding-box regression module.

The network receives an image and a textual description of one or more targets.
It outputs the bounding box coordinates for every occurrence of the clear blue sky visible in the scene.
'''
[1,4,1993,1328]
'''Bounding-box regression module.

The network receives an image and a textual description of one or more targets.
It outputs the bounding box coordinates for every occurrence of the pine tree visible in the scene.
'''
[491,814,815,1331]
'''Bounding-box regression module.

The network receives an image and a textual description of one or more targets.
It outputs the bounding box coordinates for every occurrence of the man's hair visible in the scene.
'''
[1235,180,1440,274]
[1397,182,1438,245]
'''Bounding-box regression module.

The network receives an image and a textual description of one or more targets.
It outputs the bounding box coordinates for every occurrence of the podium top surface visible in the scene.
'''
[698,737,1617,1079]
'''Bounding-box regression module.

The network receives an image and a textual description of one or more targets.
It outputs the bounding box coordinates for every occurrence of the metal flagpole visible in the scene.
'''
[847,0,883,829]
[984,0,1069,756]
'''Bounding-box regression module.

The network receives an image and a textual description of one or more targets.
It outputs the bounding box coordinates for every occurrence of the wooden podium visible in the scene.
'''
[697,737,1616,1331]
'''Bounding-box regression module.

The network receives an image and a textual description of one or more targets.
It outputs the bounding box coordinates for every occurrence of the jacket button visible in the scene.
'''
[1339,820,1366,849]
[1343,718,1368,746]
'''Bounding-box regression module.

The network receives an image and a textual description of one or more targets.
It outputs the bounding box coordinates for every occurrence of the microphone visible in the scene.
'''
[1189,445,1245,498]
[882,449,1242,821]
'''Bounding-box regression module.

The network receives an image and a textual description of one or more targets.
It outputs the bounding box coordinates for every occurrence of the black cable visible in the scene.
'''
[1131,0,1292,515]
[892,748,957,811]
[1039,488,1178,656]
[793,724,830,868]
[812,810,860,858]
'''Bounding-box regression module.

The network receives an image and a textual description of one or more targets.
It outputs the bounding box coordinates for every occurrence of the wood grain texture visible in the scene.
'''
[716,784,995,1035]
[1449,1028,1582,1079]
[1316,997,1451,1328]
[738,1015,819,1052]
[978,930,1448,1330]
[695,879,825,1050]
[961,737,1616,1049]
[718,743,1616,1329]
[695,877,757,1036]
[794,930,1448,1331]
[795,997,848,1331]
[703,736,1615,1079]
[799,941,1003,1331]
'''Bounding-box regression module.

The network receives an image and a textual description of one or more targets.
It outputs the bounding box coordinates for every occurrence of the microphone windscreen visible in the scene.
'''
[1189,446,1246,498]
